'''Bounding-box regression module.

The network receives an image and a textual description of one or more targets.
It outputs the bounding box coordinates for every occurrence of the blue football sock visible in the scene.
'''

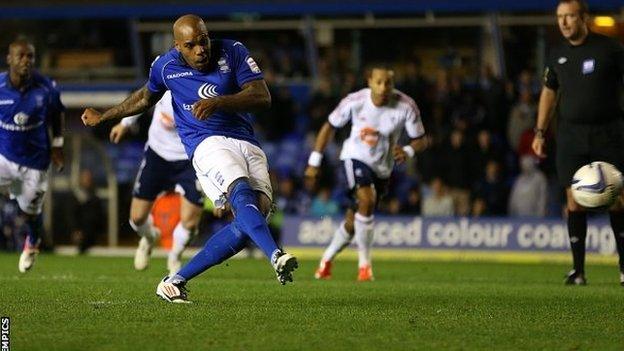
[176,224,248,281]
[229,180,280,261]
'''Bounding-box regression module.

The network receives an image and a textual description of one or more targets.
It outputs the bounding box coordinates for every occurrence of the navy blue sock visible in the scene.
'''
[229,181,280,261]
[176,224,248,281]
[568,211,587,274]
[21,211,43,248]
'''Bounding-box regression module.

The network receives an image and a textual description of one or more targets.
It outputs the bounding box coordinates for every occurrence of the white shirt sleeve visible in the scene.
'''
[404,102,425,139]
[328,96,354,128]
[120,114,140,127]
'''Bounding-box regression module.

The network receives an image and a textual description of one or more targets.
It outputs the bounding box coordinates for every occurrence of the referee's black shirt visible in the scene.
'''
[543,32,624,125]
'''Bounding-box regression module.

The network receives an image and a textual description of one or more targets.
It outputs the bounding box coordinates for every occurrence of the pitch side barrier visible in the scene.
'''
[283,216,617,255]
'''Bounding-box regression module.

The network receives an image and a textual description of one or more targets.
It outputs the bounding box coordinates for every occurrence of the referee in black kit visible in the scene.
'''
[532,0,624,285]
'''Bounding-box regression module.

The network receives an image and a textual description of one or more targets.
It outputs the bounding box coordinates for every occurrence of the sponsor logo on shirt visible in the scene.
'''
[166,71,193,79]
[246,57,261,74]
[359,126,380,147]
[0,99,14,105]
[582,59,595,74]
[218,57,230,73]
[197,83,219,99]
[0,119,43,132]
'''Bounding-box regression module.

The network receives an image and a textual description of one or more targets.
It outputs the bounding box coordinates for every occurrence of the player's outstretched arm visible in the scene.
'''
[81,86,163,126]
[192,79,271,120]
[532,86,556,158]
[304,122,336,179]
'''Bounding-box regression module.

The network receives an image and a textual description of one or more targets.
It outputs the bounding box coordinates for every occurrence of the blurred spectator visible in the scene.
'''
[401,186,422,215]
[479,65,509,133]
[471,129,505,182]
[472,160,509,216]
[0,198,22,251]
[507,89,536,153]
[276,176,309,215]
[516,68,541,97]
[422,178,454,216]
[255,71,297,141]
[398,60,432,124]
[444,129,472,216]
[385,197,402,215]
[70,169,105,254]
[307,77,339,136]
[508,155,548,217]
[310,187,340,218]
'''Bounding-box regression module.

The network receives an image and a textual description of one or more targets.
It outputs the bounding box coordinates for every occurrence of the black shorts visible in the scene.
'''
[342,159,389,209]
[133,147,203,205]
[556,120,624,187]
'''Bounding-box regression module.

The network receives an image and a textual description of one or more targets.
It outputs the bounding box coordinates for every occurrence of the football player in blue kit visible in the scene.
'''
[82,14,297,303]
[0,39,65,273]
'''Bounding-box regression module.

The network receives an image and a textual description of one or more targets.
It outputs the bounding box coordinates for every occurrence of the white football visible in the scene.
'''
[571,161,623,209]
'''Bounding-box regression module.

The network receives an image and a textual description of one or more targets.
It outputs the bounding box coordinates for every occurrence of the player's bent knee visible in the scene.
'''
[228,178,258,214]
[129,213,149,227]
[257,192,272,218]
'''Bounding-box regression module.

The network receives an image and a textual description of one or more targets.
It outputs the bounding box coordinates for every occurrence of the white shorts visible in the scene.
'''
[192,136,272,208]
[0,153,48,215]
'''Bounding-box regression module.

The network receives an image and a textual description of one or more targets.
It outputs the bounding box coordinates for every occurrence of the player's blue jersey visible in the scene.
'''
[0,71,64,170]
[147,39,264,158]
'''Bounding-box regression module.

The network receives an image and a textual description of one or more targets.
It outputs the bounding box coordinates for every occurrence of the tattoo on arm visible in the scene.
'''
[215,79,271,113]
[102,86,163,121]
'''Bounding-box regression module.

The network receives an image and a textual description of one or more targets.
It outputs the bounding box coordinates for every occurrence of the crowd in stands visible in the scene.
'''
[250,42,563,219]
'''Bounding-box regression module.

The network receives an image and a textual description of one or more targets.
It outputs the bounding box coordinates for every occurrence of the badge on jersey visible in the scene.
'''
[218,57,231,73]
[582,59,595,75]
[246,57,261,74]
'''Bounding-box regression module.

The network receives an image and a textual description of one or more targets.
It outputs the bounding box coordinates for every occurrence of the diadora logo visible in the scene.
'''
[198,83,219,99]
[0,99,14,105]
[166,71,193,79]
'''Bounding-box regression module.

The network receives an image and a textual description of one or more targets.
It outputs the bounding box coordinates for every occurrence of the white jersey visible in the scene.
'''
[121,91,187,161]
[328,88,425,178]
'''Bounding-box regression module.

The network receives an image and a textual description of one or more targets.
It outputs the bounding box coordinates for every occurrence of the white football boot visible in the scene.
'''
[134,228,160,271]
[272,251,298,285]
[18,239,40,273]
[156,276,191,303]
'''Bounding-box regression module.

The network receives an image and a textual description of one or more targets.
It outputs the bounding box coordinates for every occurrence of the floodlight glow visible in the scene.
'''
[594,16,615,27]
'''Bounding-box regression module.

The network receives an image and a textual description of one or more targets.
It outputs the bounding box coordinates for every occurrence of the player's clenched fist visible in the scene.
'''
[392,145,408,164]
[192,98,221,120]
[81,108,103,126]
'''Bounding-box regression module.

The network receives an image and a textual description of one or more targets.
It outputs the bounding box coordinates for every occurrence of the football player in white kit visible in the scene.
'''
[109,90,203,275]
[305,65,428,281]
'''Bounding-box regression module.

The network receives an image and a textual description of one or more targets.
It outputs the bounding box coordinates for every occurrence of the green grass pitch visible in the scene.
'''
[0,253,622,350]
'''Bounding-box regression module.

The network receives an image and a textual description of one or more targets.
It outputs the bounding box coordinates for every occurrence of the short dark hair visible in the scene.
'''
[364,63,394,78]
[558,0,589,16]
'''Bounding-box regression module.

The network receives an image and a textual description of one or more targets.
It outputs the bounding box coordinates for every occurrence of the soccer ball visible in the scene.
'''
[571,161,623,209]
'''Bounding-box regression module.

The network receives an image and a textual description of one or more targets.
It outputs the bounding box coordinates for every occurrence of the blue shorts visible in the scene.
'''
[133,147,203,205]
[342,159,389,209]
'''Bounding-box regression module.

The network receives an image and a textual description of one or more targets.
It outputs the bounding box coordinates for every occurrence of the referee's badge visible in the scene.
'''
[582,59,595,74]
[557,57,567,64]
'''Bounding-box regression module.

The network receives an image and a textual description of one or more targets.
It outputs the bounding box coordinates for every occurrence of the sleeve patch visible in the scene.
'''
[246,57,261,74]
